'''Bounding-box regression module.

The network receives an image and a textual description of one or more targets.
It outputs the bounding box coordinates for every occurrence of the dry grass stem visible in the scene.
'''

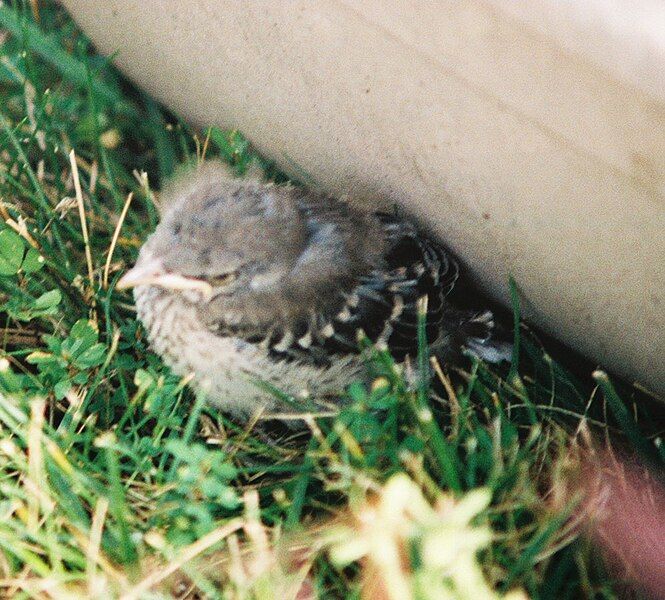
[103,191,134,289]
[69,150,95,289]
[119,518,244,600]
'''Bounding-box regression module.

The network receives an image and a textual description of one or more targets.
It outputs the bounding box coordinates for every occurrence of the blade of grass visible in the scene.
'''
[593,370,660,467]
[0,5,138,118]
[415,296,462,494]
[83,44,125,210]
[0,113,51,212]
[286,437,316,530]
[119,518,244,600]
[143,95,177,183]
[507,276,521,383]
[103,192,133,289]
[99,436,138,565]
[69,149,95,292]
[502,506,573,590]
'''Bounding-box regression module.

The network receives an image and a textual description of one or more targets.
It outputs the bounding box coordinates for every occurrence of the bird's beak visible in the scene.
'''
[116,257,165,289]
[116,257,213,296]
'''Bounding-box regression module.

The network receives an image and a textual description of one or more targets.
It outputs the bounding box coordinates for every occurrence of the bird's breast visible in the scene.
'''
[133,285,269,417]
[132,285,361,419]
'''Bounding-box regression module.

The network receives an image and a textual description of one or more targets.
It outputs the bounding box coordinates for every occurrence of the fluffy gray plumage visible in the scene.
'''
[118,163,509,421]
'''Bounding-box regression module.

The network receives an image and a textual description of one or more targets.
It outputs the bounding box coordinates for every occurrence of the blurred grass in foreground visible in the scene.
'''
[0,2,662,598]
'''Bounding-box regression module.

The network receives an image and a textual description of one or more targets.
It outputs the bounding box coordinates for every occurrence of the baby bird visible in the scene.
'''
[118,163,508,421]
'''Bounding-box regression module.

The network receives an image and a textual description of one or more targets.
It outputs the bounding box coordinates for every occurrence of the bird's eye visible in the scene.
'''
[206,271,237,287]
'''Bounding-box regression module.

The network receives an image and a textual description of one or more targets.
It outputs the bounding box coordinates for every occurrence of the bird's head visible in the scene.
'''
[117,163,383,328]
[118,164,307,303]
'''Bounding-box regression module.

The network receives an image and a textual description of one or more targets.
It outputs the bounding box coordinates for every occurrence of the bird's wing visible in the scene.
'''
[306,212,462,361]
[208,211,486,367]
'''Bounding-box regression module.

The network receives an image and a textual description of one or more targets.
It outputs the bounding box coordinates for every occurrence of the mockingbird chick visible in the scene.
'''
[118,163,509,421]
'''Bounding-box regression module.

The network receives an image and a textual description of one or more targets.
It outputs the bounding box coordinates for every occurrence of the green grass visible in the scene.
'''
[0,2,662,598]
